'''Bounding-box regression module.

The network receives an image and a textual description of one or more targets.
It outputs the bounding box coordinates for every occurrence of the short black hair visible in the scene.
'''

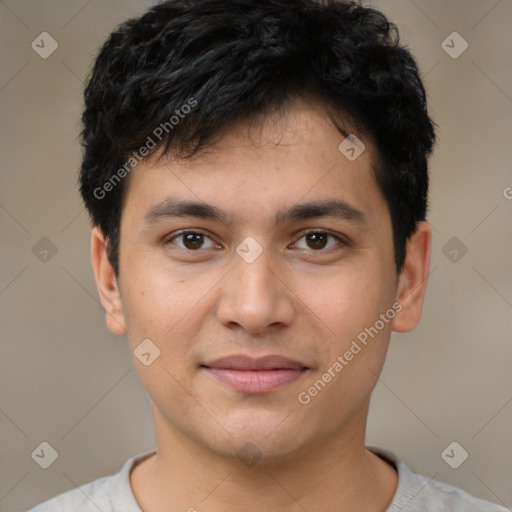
[80,0,436,277]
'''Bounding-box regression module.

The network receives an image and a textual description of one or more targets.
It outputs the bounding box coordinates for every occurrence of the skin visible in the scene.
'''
[91,97,431,512]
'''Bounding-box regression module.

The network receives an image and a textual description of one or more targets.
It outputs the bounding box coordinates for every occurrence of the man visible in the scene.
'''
[29,0,507,510]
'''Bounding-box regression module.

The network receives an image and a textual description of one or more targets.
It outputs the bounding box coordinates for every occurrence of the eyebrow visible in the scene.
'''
[144,197,366,227]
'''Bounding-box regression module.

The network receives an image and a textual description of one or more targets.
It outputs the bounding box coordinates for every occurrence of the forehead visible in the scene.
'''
[120,98,386,227]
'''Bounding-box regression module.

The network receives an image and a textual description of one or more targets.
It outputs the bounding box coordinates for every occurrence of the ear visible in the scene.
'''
[391,221,432,333]
[90,226,127,335]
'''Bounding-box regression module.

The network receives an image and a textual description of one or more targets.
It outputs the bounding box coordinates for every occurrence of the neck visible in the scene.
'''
[130,405,398,512]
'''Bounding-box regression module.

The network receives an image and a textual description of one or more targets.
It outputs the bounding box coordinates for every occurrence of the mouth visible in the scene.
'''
[200,355,309,393]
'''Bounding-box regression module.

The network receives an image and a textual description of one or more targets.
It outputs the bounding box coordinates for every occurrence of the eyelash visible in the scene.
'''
[164,229,346,253]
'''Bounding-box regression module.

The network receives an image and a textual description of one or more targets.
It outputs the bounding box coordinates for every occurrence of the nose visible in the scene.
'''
[216,245,295,335]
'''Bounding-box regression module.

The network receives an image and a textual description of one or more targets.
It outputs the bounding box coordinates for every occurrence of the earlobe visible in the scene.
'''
[391,221,432,333]
[90,227,127,336]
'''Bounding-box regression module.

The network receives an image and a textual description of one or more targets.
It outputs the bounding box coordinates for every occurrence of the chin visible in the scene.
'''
[203,415,312,465]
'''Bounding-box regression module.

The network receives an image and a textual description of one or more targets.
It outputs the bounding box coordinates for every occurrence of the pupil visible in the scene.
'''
[307,233,327,250]
[184,233,203,250]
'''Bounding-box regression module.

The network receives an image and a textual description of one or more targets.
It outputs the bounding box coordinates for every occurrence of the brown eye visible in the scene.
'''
[292,231,343,251]
[305,232,328,250]
[168,231,217,251]
[182,233,204,250]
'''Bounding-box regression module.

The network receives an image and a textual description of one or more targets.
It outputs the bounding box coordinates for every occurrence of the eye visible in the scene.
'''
[166,231,220,251]
[291,231,344,251]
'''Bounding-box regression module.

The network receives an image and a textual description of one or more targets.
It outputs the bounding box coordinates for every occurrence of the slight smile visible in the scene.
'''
[201,355,310,393]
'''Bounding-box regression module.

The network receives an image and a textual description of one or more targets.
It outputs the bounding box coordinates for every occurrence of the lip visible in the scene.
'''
[204,355,307,371]
[201,355,309,393]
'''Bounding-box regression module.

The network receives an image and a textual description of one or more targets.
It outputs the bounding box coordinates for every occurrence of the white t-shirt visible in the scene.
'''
[27,446,508,511]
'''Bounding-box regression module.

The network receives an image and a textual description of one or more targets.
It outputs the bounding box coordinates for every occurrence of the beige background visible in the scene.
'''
[1,1,511,510]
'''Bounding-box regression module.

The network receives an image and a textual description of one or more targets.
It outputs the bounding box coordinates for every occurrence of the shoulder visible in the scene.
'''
[26,450,156,512]
[416,474,509,512]
[26,475,113,512]
[367,446,509,512]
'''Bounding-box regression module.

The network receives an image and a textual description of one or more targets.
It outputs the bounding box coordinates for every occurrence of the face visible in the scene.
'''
[92,98,430,463]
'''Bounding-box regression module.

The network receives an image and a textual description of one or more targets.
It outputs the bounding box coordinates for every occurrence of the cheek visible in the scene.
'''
[304,260,395,342]
[119,259,223,373]
[121,275,202,401]
[297,269,395,422]
[119,247,189,329]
